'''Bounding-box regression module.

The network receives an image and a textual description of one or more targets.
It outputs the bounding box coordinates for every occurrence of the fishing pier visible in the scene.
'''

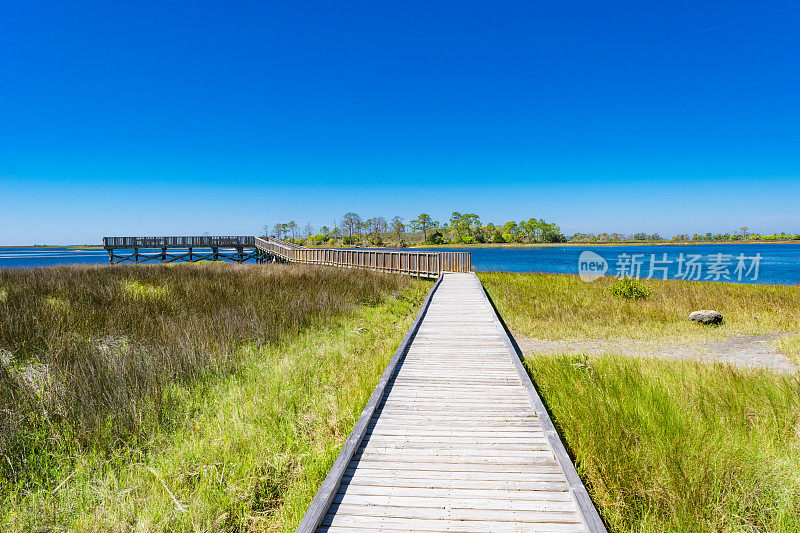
[102,236,471,278]
[102,236,259,264]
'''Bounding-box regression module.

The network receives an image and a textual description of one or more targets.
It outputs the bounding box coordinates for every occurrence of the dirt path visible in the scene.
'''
[517,333,798,373]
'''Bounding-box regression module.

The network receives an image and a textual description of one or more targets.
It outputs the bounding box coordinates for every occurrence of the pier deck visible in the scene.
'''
[102,236,258,264]
[299,272,605,532]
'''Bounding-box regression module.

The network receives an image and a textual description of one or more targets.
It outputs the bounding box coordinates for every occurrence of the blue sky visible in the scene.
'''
[1,1,799,244]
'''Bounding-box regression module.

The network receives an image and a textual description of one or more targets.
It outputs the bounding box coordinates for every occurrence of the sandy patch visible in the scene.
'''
[517,333,798,373]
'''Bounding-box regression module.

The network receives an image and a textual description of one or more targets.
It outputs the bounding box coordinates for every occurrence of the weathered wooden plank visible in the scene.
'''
[346,459,560,472]
[378,400,532,409]
[324,503,583,523]
[368,421,540,429]
[364,428,545,437]
[337,484,572,500]
[354,451,555,463]
[379,389,526,395]
[343,465,566,477]
[342,472,570,487]
[361,432,549,440]
[390,373,521,380]
[371,413,540,420]
[381,390,523,396]
[333,493,579,512]
[321,521,584,533]
[358,441,551,451]
[375,407,532,415]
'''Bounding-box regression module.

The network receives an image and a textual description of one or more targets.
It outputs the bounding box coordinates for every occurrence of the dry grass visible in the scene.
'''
[479,272,800,348]
[774,334,800,364]
[0,263,411,497]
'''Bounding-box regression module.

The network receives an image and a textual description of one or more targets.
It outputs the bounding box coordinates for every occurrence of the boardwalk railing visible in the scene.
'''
[255,237,470,278]
[103,236,255,248]
[100,236,470,275]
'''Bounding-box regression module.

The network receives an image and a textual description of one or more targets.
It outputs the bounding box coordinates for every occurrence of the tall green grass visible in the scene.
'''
[0,263,426,530]
[527,354,800,531]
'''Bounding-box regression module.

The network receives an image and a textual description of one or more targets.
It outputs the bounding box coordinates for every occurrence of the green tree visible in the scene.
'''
[449,212,464,239]
[520,218,546,242]
[271,223,288,240]
[391,216,406,245]
[427,230,444,244]
[366,217,388,245]
[463,214,480,236]
[450,212,480,242]
[502,221,518,236]
[341,212,362,245]
[541,223,565,243]
[410,213,434,242]
[287,221,298,239]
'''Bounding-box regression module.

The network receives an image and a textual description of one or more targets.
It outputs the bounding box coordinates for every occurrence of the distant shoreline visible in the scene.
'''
[0,245,104,249]
[2,240,799,250]
[402,240,800,249]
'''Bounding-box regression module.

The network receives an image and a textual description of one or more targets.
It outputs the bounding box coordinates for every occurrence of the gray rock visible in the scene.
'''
[689,310,723,325]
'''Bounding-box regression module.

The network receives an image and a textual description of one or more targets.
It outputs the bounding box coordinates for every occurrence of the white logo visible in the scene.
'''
[578,251,608,282]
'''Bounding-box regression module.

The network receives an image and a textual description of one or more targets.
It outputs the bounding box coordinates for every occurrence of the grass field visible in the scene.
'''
[479,272,800,356]
[481,272,800,531]
[0,263,428,531]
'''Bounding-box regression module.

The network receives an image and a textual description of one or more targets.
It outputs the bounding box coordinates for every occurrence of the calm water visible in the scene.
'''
[409,244,800,286]
[0,247,258,268]
[0,247,111,268]
[2,244,799,285]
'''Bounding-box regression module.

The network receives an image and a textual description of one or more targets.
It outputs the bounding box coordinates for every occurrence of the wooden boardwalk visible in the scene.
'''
[100,236,471,276]
[299,273,605,532]
[254,237,471,278]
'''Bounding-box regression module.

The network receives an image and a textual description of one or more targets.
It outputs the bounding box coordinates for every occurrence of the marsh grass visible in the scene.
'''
[774,334,800,364]
[480,272,800,347]
[0,263,412,500]
[609,278,652,300]
[122,279,169,299]
[527,354,800,531]
[0,266,427,531]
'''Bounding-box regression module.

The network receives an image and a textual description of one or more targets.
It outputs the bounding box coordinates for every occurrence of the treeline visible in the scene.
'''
[265,218,799,247]
[265,212,565,246]
[569,227,800,243]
